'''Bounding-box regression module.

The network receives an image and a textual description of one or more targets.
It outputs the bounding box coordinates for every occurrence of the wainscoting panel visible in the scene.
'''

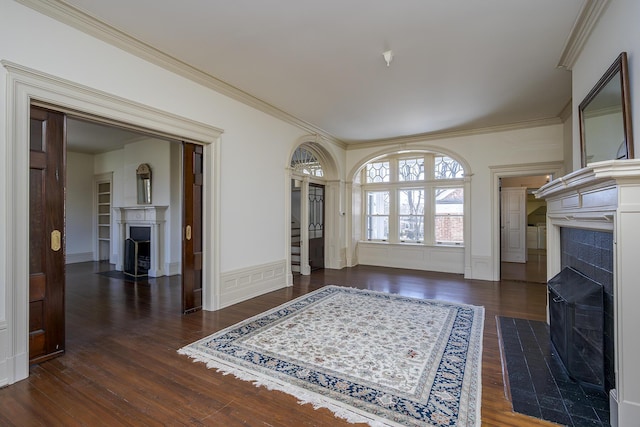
[219,260,287,309]
[357,242,464,274]
[471,256,494,281]
[165,262,181,277]
[66,252,94,264]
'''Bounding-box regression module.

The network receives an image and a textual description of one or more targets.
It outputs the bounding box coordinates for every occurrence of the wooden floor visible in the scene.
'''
[0,262,557,426]
[501,249,547,284]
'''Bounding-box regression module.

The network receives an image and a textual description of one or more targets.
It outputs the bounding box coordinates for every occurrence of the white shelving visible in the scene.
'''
[97,181,111,261]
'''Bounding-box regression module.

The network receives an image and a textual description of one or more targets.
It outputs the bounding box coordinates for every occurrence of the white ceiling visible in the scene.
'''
[67,117,151,154]
[59,0,587,147]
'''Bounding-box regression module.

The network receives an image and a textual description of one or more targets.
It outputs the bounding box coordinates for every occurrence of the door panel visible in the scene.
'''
[182,143,204,313]
[29,106,66,364]
[308,183,324,271]
[500,187,527,263]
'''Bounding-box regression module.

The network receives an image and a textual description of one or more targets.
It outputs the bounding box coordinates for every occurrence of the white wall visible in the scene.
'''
[120,138,171,206]
[346,123,564,279]
[0,0,314,272]
[66,151,95,263]
[93,139,183,275]
[1,1,332,386]
[572,0,640,171]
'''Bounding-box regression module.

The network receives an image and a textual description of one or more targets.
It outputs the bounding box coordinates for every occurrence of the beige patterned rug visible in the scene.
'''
[179,286,484,426]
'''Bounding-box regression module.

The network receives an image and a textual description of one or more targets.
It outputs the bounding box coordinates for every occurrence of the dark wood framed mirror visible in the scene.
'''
[579,52,633,167]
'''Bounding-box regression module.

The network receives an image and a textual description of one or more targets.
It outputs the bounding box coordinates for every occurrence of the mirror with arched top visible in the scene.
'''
[579,52,634,167]
[136,163,152,204]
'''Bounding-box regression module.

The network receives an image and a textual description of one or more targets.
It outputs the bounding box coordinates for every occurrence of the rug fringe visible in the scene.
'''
[177,347,399,427]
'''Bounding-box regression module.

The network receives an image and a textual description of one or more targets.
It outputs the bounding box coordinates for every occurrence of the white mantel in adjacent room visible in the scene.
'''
[114,206,168,277]
[537,159,640,427]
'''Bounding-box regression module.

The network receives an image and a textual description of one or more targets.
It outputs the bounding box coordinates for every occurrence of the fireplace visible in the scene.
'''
[536,159,640,427]
[548,265,604,389]
[113,206,168,277]
[124,226,151,277]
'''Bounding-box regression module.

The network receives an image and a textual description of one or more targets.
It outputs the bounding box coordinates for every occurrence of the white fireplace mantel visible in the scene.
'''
[537,159,640,427]
[113,206,168,277]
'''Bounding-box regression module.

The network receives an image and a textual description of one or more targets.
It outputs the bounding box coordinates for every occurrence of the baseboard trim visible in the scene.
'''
[66,252,94,264]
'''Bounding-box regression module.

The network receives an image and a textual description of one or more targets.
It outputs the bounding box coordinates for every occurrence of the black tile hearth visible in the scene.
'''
[499,316,610,427]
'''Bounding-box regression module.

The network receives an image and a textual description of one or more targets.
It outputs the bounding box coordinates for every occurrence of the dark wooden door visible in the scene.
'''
[29,106,66,364]
[182,143,204,313]
[308,183,325,271]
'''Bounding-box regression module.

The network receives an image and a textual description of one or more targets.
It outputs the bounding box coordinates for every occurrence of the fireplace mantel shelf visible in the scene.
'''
[537,159,640,427]
[536,159,640,199]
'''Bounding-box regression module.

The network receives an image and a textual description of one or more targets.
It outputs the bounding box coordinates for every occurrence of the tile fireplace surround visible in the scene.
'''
[536,159,640,427]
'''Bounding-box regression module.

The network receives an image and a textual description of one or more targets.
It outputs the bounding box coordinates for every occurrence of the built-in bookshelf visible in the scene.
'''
[97,180,111,261]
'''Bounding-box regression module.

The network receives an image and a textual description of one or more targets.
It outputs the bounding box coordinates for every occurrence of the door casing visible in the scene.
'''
[4,64,222,384]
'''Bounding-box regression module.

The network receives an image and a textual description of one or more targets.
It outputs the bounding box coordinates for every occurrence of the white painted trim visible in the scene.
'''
[165,261,181,277]
[0,321,8,387]
[66,252,94,264]
[203,136,222,310]
[490,162,565,281]
[469,256,493,281]
[2,61,222,384]
[93,172,113,263]
[536,159,640,427]
[556,0,611,70]
[219,260,287,309]
[345,117,562,151]
[357,242,465,274]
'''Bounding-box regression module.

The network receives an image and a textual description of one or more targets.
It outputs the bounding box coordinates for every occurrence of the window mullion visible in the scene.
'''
[389,188,399,243]
[425,184,435,245]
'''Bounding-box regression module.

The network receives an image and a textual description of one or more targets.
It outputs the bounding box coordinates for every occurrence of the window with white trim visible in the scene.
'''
[291,146,324,177]
[362,153,465,245]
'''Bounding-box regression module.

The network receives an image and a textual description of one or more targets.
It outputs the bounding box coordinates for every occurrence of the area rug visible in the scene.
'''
[179,286,484,426]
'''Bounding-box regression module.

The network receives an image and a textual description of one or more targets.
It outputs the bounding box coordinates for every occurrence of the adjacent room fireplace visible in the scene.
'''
[114,206,168,277]
[124,226,151,277]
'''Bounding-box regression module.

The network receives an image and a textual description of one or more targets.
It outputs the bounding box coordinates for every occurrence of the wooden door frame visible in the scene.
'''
[2,62,222,385]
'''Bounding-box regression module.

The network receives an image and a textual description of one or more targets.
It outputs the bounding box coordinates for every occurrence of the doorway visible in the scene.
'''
[6,66,221,384]
[27,108,206,362]
[308,183,325,271]
[289,145,328,276]
[499,175,549,283]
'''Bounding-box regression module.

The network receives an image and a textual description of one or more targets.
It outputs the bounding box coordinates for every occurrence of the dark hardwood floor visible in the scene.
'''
[0,262,555,426]
[501,249,547,284]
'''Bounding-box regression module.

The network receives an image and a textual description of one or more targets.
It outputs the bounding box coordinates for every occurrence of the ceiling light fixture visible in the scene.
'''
[382,50,393,67]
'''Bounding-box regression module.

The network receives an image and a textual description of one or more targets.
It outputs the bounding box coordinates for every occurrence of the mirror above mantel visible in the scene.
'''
[136,163,152,205]
[579,52,634,167]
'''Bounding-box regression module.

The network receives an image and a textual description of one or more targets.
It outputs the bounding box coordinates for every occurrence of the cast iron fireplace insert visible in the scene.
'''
[124,226,151,277]
[548,266,604,390]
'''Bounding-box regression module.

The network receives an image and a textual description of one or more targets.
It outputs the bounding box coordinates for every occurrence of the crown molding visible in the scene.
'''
[15,0,347,150]
[345,116,563,151]
[557,0,610,70]
[558,100,573,122]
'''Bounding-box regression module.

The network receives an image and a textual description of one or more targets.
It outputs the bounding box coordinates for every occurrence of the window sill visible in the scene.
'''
[360,240,464,249]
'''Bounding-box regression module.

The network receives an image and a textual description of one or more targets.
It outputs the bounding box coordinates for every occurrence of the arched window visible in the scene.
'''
[291,146,324,177]
[361,152,465,245]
